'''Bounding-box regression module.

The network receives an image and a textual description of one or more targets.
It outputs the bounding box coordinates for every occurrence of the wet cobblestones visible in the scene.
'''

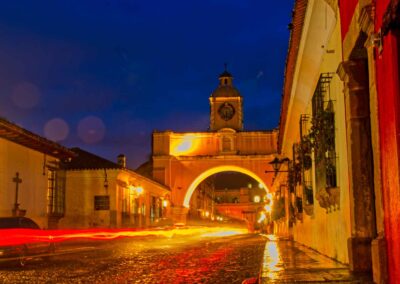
[259,238,373,283]
[0,233,373,283]
[0,233,266,283]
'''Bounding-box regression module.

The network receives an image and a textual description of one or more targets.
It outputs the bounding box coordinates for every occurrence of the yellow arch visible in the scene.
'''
[183,165,270,208]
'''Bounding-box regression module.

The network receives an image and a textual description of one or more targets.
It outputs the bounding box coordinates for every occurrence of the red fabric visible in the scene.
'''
[375,30,400,283]
[338,0,358,39]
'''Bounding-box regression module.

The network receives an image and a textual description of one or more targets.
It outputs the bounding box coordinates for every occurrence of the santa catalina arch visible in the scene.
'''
[151,69,278,222]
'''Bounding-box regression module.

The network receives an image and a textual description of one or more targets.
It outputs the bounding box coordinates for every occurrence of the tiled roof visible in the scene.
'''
[0,117,76,160]
[278,0,308,153]
[63,147,122,170]
[135,160,153,179]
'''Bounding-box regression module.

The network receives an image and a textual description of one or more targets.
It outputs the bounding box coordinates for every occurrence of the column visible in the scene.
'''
[338,59,376,272]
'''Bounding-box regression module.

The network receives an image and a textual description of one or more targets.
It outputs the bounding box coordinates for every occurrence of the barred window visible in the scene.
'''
[94,195,110,210]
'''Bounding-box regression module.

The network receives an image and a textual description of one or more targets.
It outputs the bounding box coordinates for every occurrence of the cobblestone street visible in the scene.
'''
[0,231,374,283]
[0,232,266,283]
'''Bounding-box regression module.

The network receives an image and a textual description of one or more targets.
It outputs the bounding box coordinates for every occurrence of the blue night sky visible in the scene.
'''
[0,1,292,168]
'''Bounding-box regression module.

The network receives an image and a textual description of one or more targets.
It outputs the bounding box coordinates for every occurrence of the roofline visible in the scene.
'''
[153,129,277,135]
[0,117,76,160]
[65,166,170,192]
[278,0,308,153]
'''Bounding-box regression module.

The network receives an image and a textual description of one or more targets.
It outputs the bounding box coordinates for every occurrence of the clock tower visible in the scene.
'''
[209,67,243,131]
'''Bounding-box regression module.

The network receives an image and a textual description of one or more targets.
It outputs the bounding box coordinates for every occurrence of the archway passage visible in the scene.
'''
[184,165,270,208]
[185,169,273,231]
[151,130,278,224]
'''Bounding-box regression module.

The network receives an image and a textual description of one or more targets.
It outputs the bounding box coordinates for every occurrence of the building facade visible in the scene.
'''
[151,69,277,224]
[0,117,75,229]
[275,0,399,282]
[60,148,171,229]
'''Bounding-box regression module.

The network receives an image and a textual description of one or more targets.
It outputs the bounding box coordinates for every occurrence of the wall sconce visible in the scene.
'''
[265,157,291,176]
[162,199,169,208]
[129,185,144,196]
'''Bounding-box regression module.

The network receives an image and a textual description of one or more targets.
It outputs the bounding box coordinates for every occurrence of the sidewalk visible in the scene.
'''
[259,237,373,283]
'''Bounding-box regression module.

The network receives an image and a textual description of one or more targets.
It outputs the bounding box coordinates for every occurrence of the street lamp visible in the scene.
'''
[265,157,291,175]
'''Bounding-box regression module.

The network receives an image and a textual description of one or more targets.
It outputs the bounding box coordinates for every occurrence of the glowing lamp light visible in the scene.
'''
[171,134,200,156]
[258,212,266,223]
[129,185,144,196]
[162,200,168,208]
[264,204,272,212]
[205,211,210,217]
[266,193,273,200]
[258,183,263,189]
[254,195,261,203]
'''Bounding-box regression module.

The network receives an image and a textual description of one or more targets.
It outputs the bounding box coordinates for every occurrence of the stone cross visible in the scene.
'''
[12,172,22,215]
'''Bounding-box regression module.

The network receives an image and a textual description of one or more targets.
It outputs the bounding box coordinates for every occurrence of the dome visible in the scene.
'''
[219,70,233,78]
[211,67,241,97]
[211,85,241,97]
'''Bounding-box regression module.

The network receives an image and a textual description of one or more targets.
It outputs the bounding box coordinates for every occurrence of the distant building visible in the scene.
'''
[214,186,266,204]
[60,148,170,229]
[188,178,215,221]
[0,117,75,228]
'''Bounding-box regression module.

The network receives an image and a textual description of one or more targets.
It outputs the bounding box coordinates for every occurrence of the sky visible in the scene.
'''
[0,0,292,169]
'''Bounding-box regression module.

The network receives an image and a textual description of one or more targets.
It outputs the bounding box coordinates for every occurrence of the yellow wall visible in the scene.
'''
[60,169,118,228]
[153,130,277,157]
[60,168,170,229]
[290,14,351,263]
[0,138,59,228]
[276,1,352,264]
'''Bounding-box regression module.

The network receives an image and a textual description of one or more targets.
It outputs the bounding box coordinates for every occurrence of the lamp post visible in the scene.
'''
[265,157,291,175]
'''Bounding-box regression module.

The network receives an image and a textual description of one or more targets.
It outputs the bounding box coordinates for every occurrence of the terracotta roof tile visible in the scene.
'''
[278,0,308,153]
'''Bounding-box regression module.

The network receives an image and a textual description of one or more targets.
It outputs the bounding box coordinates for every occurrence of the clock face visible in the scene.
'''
[218,103,235,121]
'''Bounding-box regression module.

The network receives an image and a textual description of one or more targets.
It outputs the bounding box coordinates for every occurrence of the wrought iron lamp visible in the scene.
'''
[265,157,291,175]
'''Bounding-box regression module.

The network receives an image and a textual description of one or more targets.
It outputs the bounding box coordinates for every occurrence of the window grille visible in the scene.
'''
[311,73,338,189]
[47,169,66,216]
[94,195,110,210]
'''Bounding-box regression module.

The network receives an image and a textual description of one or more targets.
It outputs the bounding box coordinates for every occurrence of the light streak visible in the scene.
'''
[0,226,248,247]
[200,229,246,237]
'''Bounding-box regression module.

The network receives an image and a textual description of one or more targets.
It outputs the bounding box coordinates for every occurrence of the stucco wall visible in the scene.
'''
[60,169,119,229]
[291,13,352,264]
[0,138,58,228]
[153,131,277,157]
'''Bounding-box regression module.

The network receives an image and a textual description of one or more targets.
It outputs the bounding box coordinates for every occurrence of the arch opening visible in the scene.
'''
[183,165,270,208]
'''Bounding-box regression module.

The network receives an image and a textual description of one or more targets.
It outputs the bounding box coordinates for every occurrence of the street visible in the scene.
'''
[0,228,374,284]
[0,228,265,284]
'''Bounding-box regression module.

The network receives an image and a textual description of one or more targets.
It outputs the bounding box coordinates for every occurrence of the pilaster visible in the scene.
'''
[338,59,376,272]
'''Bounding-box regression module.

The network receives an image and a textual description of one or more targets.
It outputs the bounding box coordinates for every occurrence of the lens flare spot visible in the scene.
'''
[11,81,41,109]
[77,116,106,144]
[44,118,69,141]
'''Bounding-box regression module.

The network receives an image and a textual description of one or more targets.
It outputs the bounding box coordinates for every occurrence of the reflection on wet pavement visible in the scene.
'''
[260,235,373,283]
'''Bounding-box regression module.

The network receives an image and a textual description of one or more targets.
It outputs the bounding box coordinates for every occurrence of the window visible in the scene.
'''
[47,169,66,216]
[94,195,110,210]
[311,73,337,189]
[222,136,233,152]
